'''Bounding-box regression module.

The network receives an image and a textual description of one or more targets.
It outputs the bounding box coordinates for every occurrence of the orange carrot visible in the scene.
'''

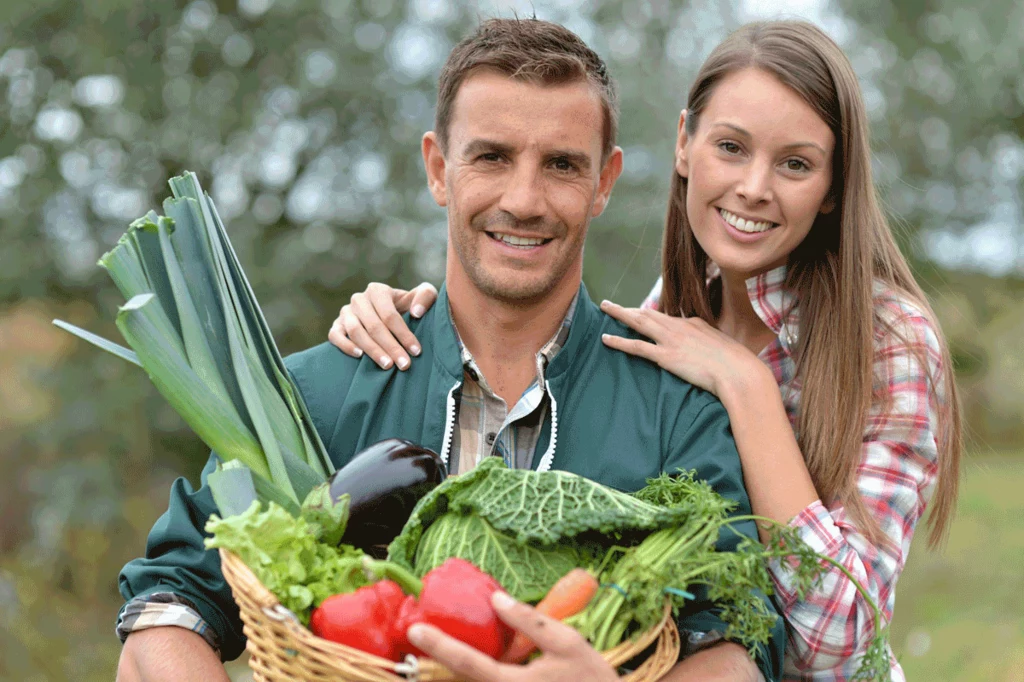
[500,568,600,663]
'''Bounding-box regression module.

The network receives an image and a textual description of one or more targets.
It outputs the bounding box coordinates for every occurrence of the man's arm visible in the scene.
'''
[117,628,230,682]
[661,642,763,682]
[117,453,246,669]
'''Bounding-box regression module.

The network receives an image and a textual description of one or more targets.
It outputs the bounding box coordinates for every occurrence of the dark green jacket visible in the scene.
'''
[118,283,785,680]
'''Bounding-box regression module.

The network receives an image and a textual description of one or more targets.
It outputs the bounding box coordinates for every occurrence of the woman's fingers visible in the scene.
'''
[406,623,505,682]
[350,291,410,369]
[364,284,421,362]
[407,282,438,319]
[328,314,364,358]
[599,300,664,339]
[600,333,663,365]
[339,303,395,369]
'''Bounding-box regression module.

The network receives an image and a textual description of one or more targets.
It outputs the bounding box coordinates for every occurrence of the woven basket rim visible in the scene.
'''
[219,548,679,681]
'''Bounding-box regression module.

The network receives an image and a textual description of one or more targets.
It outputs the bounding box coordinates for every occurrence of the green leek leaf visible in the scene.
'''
[51,320,141,367]
[114,293,270,482]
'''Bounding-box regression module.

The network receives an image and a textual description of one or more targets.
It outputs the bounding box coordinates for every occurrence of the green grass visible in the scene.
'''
[891,454,1024,681]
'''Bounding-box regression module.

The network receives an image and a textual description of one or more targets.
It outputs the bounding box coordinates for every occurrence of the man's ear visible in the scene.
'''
[675,109,690,179]
[591,146,624,218]
[422,131,448,207]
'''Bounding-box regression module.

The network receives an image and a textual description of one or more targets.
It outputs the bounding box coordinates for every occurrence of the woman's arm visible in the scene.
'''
[600,301,947,672]
[757,312,945,672]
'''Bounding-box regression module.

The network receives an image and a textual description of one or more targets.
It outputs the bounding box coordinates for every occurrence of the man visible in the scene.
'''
[116,18,783,682]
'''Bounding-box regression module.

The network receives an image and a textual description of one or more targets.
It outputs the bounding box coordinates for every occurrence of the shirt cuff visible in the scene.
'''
[768,499,841,609]
[116,592,221,655]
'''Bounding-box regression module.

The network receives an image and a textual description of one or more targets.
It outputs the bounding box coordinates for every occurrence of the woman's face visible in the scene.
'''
[677,67,836,281]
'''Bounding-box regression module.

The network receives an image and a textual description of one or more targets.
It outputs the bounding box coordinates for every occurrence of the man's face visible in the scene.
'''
[423,71,622,305]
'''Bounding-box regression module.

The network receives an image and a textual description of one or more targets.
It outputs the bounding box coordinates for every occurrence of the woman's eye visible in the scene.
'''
[718,141,741,155]
[785,158,810,172]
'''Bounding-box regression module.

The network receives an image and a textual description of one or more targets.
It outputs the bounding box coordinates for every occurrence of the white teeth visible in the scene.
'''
[719,208,775,233]
[494,233,546,248]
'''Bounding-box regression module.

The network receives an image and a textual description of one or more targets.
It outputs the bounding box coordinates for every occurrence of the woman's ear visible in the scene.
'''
[675,109,690,178]
[820,192,836,215]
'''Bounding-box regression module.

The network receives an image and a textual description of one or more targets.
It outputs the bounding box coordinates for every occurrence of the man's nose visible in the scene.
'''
[735,159,774,205]
[498,164,546,221]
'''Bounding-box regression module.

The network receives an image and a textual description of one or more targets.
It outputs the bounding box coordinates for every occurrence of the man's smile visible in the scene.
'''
[485,231,554,249]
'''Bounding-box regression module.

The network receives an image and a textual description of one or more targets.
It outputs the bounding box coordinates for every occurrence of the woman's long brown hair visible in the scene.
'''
[660,21,962,548]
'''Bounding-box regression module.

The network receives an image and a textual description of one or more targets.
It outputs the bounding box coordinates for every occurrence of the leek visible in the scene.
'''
[53,171,334,511]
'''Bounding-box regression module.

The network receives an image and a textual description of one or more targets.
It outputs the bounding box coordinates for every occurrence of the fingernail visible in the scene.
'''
[601,299,611,307]
[601,333,610,341]
[412,305,426,318]
[407,624,426,645]
[397,356,409,370]
[380,356,392,369]
[410,344,421,356]
[354,348,364,357]
[492,591,515,609]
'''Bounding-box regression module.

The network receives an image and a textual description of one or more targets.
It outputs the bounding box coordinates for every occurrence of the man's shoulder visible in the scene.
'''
[582,307,717,407]
[285,341,360,384]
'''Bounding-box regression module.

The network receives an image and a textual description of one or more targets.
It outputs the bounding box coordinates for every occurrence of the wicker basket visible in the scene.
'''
[220,549,680,681]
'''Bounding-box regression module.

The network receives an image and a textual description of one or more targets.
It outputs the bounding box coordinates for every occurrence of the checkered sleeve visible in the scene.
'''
[116,592,221,654]
[640,277,662,310]
[767,305,945,673]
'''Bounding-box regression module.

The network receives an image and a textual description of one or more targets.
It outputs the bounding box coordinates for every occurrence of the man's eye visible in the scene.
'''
[552,158,576,172]
[479,152,503,162]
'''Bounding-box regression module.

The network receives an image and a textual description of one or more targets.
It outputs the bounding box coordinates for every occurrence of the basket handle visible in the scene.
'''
[261,604,301,625]
[394,653,421,681]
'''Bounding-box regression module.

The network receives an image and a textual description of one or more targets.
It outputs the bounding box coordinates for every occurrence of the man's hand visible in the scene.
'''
[117,627,230,682]
[661,641,763,682]
[405,591,619,682]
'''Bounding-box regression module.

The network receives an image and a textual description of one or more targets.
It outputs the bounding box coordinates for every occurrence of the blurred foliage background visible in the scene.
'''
[1,0,1022,680]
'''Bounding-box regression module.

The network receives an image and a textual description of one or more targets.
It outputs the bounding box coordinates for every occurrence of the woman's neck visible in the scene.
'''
[716,270,777,356]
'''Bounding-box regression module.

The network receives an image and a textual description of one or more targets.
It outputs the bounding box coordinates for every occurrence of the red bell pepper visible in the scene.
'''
[394,558,513,660]
[310,579,407,661]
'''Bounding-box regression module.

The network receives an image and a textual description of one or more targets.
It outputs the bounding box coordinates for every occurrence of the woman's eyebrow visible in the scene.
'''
[710,122,827,155]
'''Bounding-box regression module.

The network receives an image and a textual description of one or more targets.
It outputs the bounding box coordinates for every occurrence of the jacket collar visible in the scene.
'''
[430,281,594,381]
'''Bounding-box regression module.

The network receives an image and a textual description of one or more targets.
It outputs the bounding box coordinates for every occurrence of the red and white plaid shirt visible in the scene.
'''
[643,265,946,681]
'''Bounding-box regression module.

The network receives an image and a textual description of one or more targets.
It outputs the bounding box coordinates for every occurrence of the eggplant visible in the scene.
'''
[329,438,447,555]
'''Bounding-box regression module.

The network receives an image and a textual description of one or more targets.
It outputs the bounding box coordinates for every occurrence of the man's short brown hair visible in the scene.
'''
[435,17,619,162]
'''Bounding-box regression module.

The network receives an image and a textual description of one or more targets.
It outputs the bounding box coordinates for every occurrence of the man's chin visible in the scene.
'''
[474,276,558,305]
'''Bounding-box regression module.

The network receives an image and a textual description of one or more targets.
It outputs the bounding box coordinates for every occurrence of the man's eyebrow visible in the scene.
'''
[710,122,828,155]
[462,139,514,157]
[547,149,592,171]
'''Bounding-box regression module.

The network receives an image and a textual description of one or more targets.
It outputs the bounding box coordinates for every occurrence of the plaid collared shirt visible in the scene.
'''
[644,265,946,681]
[450,292,576,475]
[116,294,577,651]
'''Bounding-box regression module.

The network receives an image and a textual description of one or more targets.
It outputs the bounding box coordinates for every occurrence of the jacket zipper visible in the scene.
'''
[533,379,558,473]
[439,380,461,468]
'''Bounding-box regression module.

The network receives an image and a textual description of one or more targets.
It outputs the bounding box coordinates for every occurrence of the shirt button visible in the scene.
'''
[486,432,496,445]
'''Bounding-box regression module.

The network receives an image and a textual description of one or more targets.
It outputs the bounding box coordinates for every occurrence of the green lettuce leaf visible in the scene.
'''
[205,502,368,623]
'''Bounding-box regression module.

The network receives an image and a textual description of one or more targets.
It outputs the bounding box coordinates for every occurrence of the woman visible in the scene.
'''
[327,20,961,682]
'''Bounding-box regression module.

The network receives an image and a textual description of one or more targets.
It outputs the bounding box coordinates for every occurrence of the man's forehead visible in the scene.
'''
[446,71,604,154]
